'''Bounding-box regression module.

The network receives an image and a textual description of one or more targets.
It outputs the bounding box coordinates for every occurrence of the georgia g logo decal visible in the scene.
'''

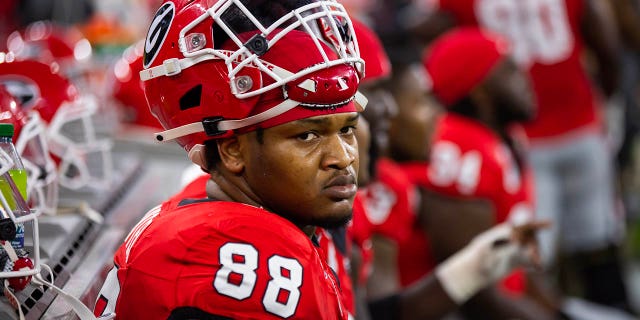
[144,2,175,69]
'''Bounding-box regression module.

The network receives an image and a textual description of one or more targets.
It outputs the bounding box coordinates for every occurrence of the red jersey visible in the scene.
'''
[349,193,374,286]
[351,158,435,287]
[402,113,534,294]
[403,113,535,223]
[170,173,358,315]
[353,158,419,244]
[94,198,350,319]
[436,0,602,139]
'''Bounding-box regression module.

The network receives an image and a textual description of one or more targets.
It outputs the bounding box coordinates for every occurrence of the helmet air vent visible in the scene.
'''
[179,85,202,110]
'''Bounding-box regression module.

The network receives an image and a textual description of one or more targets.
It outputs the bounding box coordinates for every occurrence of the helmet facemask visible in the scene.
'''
[46,94,113,190]
[14,112,59,216]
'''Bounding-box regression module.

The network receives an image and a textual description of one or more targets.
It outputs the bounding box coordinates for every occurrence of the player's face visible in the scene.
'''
[389,67,441,162]
[242,112,360,229]
[485,58,535,123]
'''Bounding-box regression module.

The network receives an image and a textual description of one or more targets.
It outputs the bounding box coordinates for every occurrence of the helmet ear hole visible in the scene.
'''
[179,85,203,110]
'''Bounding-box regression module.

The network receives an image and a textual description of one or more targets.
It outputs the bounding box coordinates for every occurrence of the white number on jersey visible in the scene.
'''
[476,0,573,66]
[508,202,534,225]
[263,256,303,318]
[213,242,303,318]
[214,243,259,300]
[363,182,397,225]
[428,141,482,195]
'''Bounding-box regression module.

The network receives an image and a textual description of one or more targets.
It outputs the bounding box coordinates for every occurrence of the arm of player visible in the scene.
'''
[411,189,553,320]
[366,211,552,320]
[611,0,640,52]
[581,0,622,98]
[434,220,549,304]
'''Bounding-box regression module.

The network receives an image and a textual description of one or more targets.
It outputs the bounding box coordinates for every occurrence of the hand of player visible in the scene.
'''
[435,220,551,304]
[510,220,551,270]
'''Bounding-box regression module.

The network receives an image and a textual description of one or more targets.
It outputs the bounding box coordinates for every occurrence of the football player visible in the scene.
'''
[401,26,552,319]
[94,1,548,319]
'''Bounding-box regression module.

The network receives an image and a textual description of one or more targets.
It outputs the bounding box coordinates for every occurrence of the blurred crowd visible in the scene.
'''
[1,0,640,319]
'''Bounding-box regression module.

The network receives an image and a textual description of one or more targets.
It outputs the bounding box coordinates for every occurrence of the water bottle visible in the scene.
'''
[0,123,28,249]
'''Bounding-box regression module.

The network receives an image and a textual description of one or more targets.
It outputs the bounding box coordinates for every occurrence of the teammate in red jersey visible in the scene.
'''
[409,0,631,312]
[396,27,556,319]
[356,49,443,301]
[353,65,434,300]
[349,20,550,320]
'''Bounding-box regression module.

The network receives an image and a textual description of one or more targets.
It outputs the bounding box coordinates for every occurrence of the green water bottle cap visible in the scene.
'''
[0,124,13,138]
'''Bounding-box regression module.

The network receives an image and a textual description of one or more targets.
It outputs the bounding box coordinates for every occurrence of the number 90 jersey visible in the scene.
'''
[402,113,534,224]
[94,199,350,319]
[435,0,600,139]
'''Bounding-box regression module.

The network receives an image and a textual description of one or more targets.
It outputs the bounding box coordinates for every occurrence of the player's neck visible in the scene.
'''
[208,173,318,239]
[207,170,264,209]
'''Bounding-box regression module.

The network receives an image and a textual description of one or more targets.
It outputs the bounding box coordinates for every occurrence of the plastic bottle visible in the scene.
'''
[0,123,28,249]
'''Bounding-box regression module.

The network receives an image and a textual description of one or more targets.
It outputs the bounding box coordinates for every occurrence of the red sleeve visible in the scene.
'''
[350,193,373,249]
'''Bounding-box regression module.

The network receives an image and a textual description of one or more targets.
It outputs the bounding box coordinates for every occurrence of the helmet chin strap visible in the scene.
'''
[154,98,300,142]
[155,90,367,143]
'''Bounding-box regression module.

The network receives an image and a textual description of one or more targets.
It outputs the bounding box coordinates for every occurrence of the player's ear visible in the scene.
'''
[217,137,245,174]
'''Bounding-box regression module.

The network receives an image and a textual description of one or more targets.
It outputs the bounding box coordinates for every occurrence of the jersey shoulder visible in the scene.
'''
[117,201,316,269]
[435,113,501,154]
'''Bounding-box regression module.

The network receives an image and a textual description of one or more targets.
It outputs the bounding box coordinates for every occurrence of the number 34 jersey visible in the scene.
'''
[402,113,535,224]
[93,199,350,320]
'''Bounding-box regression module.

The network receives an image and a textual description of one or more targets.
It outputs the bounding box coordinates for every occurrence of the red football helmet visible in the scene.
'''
[6,21,93,81]
[142,0,367,169]
[0,85,58,216]
[0,56,113,191]
[109,40,163,130]
[352,18,390,84]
